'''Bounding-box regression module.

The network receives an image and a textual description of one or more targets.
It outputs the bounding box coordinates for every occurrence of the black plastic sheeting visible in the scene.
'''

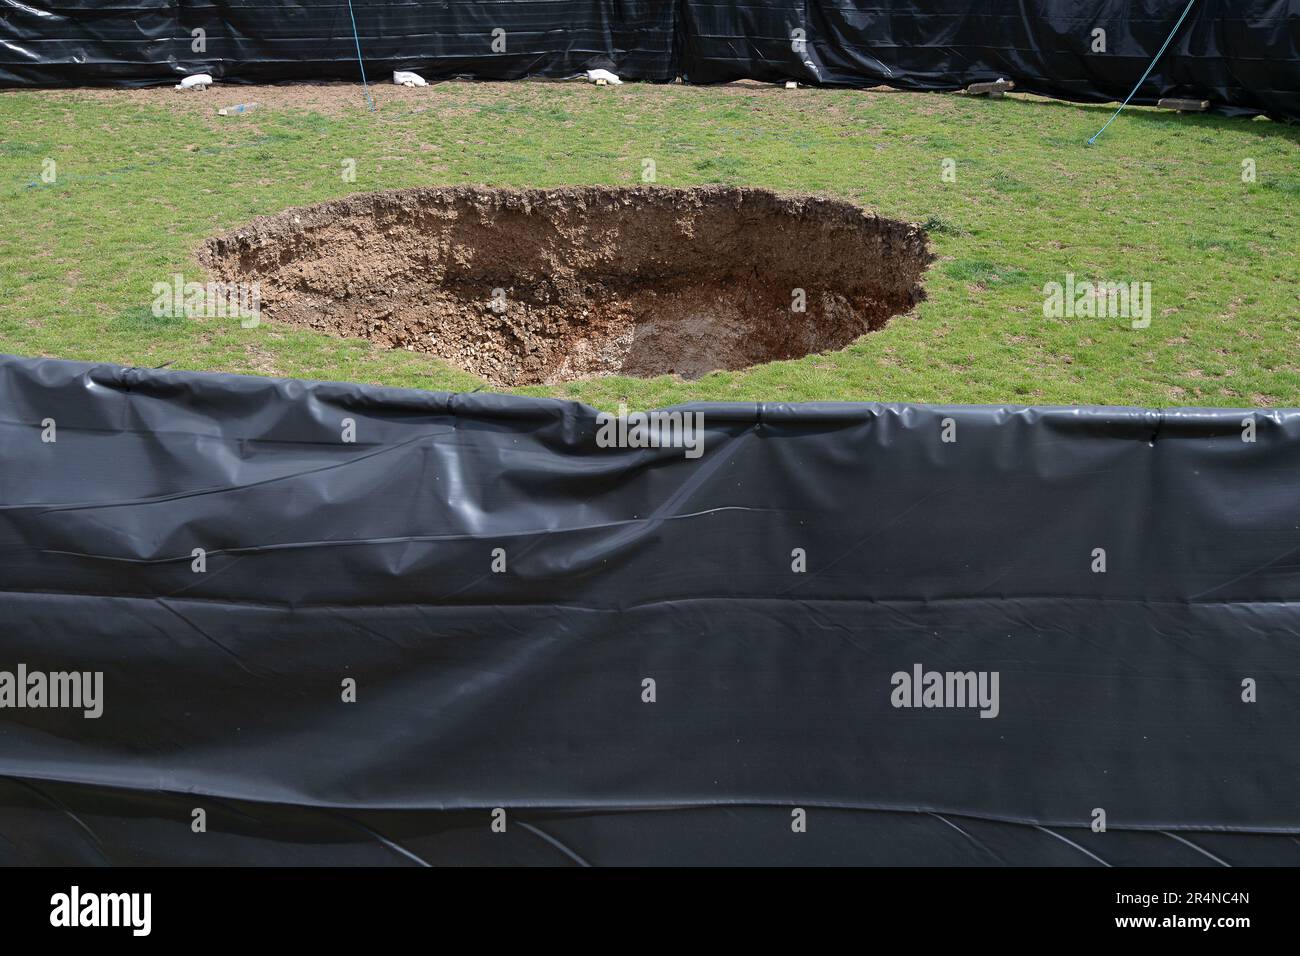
[1,354,1298,866]
[684,0,1300,120]
[0,0,680,86]
[1,2,1298,120]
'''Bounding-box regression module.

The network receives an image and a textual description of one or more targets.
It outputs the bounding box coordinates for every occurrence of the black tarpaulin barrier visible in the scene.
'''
[1,354,1298,866]
[1,2,1298,120]
[0,0,681,86]
[679,0,1300,119]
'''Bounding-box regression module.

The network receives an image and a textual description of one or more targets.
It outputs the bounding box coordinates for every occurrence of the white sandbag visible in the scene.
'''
[393,71,428,87]
[586,69,622,85]
[176,73,213,91]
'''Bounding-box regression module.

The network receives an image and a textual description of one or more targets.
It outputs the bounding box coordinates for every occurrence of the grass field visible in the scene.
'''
[0,80,1296,409]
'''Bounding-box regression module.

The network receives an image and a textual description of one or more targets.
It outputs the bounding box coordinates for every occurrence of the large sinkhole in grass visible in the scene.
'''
[200,186,932,385]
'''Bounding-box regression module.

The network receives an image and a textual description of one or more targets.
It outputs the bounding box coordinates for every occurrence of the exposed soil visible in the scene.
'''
[199,185,931,385]
[12,78,905,119]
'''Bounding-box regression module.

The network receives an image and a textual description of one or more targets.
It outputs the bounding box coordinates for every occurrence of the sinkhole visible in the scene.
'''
[199,185,932,385]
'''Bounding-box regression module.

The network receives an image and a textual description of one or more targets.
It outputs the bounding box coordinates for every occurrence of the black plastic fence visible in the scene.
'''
[1,1,1297,119]
[2,355,1298,864]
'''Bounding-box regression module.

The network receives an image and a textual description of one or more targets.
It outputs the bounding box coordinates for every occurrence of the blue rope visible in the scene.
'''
[345,0,377,112]
[1088,0,1198,145]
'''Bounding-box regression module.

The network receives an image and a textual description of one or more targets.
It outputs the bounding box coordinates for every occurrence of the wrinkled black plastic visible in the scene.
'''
[682,0,1300,120]
[1,355,1297,865]
[1,2,1297,120]
[0,0,680,85]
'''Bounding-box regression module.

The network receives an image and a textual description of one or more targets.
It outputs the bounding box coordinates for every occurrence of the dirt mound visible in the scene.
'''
[199,186,931,385]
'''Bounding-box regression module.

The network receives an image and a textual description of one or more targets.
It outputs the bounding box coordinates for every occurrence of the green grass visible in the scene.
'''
[1,82,1297,409]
